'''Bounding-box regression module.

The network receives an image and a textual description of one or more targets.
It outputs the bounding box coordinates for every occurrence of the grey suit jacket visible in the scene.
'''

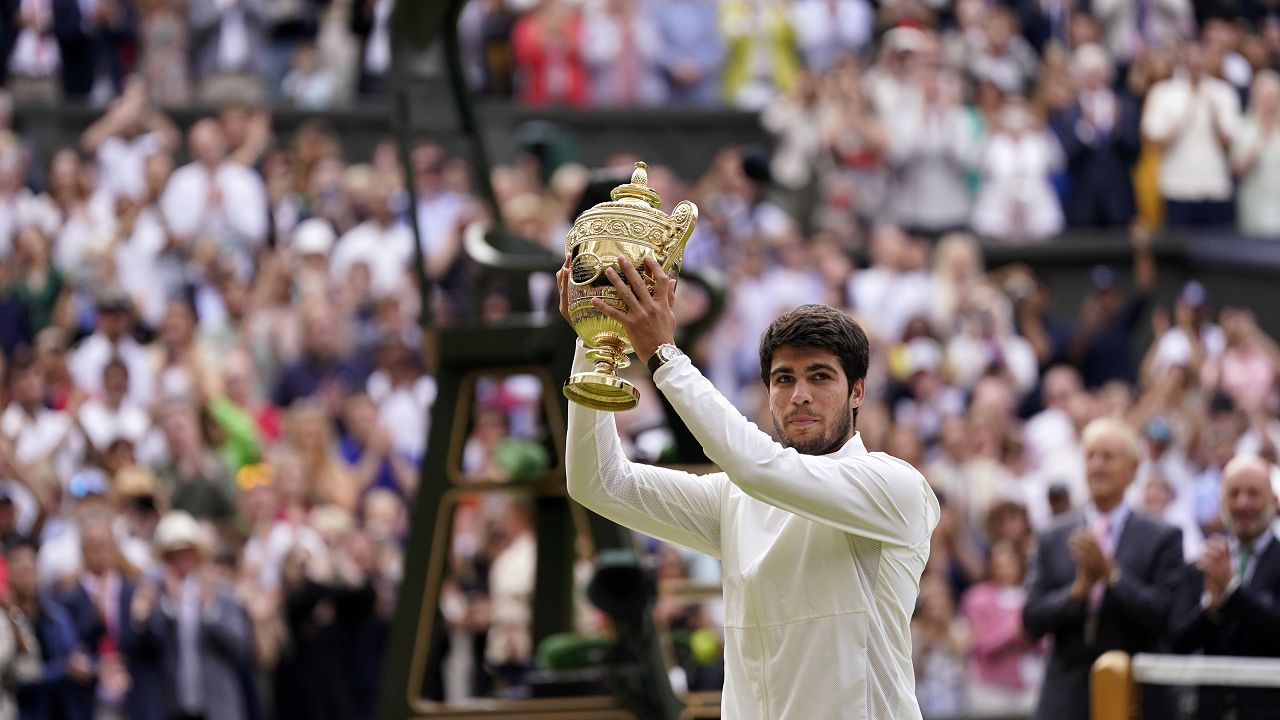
[1023,509,1184,720]
[139,581,254,720]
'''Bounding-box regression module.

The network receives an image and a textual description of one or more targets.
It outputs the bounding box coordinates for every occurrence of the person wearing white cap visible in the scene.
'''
[127,511,252,720]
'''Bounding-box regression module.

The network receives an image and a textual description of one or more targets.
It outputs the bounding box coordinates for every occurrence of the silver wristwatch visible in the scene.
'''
[647,343,683,374]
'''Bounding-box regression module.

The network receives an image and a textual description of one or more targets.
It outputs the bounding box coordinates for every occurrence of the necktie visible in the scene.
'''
[1238,546,1253,582]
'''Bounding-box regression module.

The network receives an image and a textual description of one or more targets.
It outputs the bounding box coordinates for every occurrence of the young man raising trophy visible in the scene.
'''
[558,169,939,719]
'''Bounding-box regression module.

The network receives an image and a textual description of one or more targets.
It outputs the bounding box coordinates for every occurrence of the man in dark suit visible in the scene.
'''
[1050,44,1142,228]
[1170,454,1280,720]
[1024,417,1185,720]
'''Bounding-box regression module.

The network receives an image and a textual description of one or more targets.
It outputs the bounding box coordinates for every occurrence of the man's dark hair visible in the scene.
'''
[758,304,870,419]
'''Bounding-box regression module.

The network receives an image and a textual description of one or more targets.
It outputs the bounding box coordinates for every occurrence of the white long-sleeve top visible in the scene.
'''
[566,342,939,720]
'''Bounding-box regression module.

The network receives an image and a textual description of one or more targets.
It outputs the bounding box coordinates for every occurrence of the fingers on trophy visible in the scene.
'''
[563,162,698,412]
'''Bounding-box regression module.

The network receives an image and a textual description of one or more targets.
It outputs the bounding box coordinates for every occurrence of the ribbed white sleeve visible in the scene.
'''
[564,342,725,559]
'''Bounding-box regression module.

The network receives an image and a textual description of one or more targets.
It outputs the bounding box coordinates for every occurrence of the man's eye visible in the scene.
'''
[775,376,793,384]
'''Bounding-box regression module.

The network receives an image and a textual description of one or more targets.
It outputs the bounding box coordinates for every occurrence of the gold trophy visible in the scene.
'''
[563,162,698,412]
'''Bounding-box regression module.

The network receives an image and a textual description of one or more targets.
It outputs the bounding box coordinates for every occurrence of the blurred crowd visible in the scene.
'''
[461,0,1280,239]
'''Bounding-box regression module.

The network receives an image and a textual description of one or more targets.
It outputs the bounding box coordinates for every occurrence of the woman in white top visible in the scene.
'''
[1231,70,1280,238]
[971,100,1065,242]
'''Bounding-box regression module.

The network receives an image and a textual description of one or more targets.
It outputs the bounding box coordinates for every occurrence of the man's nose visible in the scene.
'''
[792,382,813,404]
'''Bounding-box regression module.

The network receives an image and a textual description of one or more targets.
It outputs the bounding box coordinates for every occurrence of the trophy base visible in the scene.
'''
[563,372,640,412]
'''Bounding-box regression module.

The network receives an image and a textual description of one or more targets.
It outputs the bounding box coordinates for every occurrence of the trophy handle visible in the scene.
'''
[661,200,699,274]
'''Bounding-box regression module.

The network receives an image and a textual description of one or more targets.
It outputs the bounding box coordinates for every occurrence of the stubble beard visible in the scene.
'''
[774,407,854,456]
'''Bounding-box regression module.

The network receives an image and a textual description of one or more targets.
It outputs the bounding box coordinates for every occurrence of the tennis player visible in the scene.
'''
[560,254,939,719]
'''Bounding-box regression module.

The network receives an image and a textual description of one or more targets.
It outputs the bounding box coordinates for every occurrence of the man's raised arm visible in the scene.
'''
[652,355,936,548]
[565,341,726,559]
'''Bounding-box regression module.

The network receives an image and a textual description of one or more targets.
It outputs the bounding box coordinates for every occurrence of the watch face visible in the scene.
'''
[660,346,678,362]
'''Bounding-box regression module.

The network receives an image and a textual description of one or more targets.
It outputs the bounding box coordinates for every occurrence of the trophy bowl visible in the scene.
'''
[563,162,698,412]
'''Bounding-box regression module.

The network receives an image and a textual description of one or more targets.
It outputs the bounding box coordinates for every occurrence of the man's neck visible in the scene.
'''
[1094,496,1124,514]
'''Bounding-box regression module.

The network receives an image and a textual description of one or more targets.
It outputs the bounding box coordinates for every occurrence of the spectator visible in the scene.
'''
[971,98,1065,242]
[52,514,140,720]
[271,301,367,410]
[913,574,970,717]
[159,119,269,268]
[650,0,722,105]
[79,79,179,204]
[719,0,801,110]
[50,0,131,101]
[1147,280,1225,387]
[330,176,413,299]
[789,0,873,74]
[582,0,665,107]
[128,511,254,720]
[337,392,416,501]
[349,0,393,97]
[68,289,155,408]
[510,0,589,107]
[77,359,151,455]
[1023,418,1184,720]
[969,8,1041,97]
[3,0,62,104]
[132,0,192,105]
[1141,41,1242,226]
[2,347,81,485]
[152,401,237,523]
[188,0,269,104]
[367,342,434,464]
[1068,228,1156,388]
[885,68,977,235]
[281,42,340,110]
[5,225,65,339]
[5,541,86,720]
[1231,70,1280,238]
[1169,454,1280,720]
[113,151,179,330]
[960,540,1042,716]
[1051,44,1142,227]
[1093,0,1193,67]
[847,225,932,345]
[1024,365,1085,470]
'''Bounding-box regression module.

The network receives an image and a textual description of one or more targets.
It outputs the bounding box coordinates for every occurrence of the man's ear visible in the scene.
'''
[849,377,866,410]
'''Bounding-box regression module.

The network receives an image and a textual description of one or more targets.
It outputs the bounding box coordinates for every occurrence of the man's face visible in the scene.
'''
[1222,464,1278,543]
[768,346,863,456]
[7,547,37,601]
[1085,434,1137,509]
[82,523,114,576]
[103,366,128,405]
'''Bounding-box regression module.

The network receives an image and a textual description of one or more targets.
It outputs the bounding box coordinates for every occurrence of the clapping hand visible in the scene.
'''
[1069,529,1114,599]
[1197,535,1233,608]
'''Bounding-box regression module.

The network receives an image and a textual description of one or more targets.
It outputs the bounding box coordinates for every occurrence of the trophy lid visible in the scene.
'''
[609,162,662,209]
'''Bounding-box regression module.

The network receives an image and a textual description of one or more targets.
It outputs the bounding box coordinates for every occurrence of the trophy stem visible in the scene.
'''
[564,341,640,412]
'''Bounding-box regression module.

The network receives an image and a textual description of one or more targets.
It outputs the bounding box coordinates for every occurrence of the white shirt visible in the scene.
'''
[160,161,268,249]
[68,333,156,409]
[1141,75,1242,201]
[1,403,82,484]
[97,133,165,202]
[847,267,933,344]
[54,189,117,273]
[789,0,873,73]
[567,342,939,720]
[78,398,151,451]
[971,130,1065,242]
[367,371,436,461]
[0,188,59,261]
[330,220,415,297]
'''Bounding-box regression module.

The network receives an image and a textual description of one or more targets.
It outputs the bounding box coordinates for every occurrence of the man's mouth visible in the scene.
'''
[788,415,820,429]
